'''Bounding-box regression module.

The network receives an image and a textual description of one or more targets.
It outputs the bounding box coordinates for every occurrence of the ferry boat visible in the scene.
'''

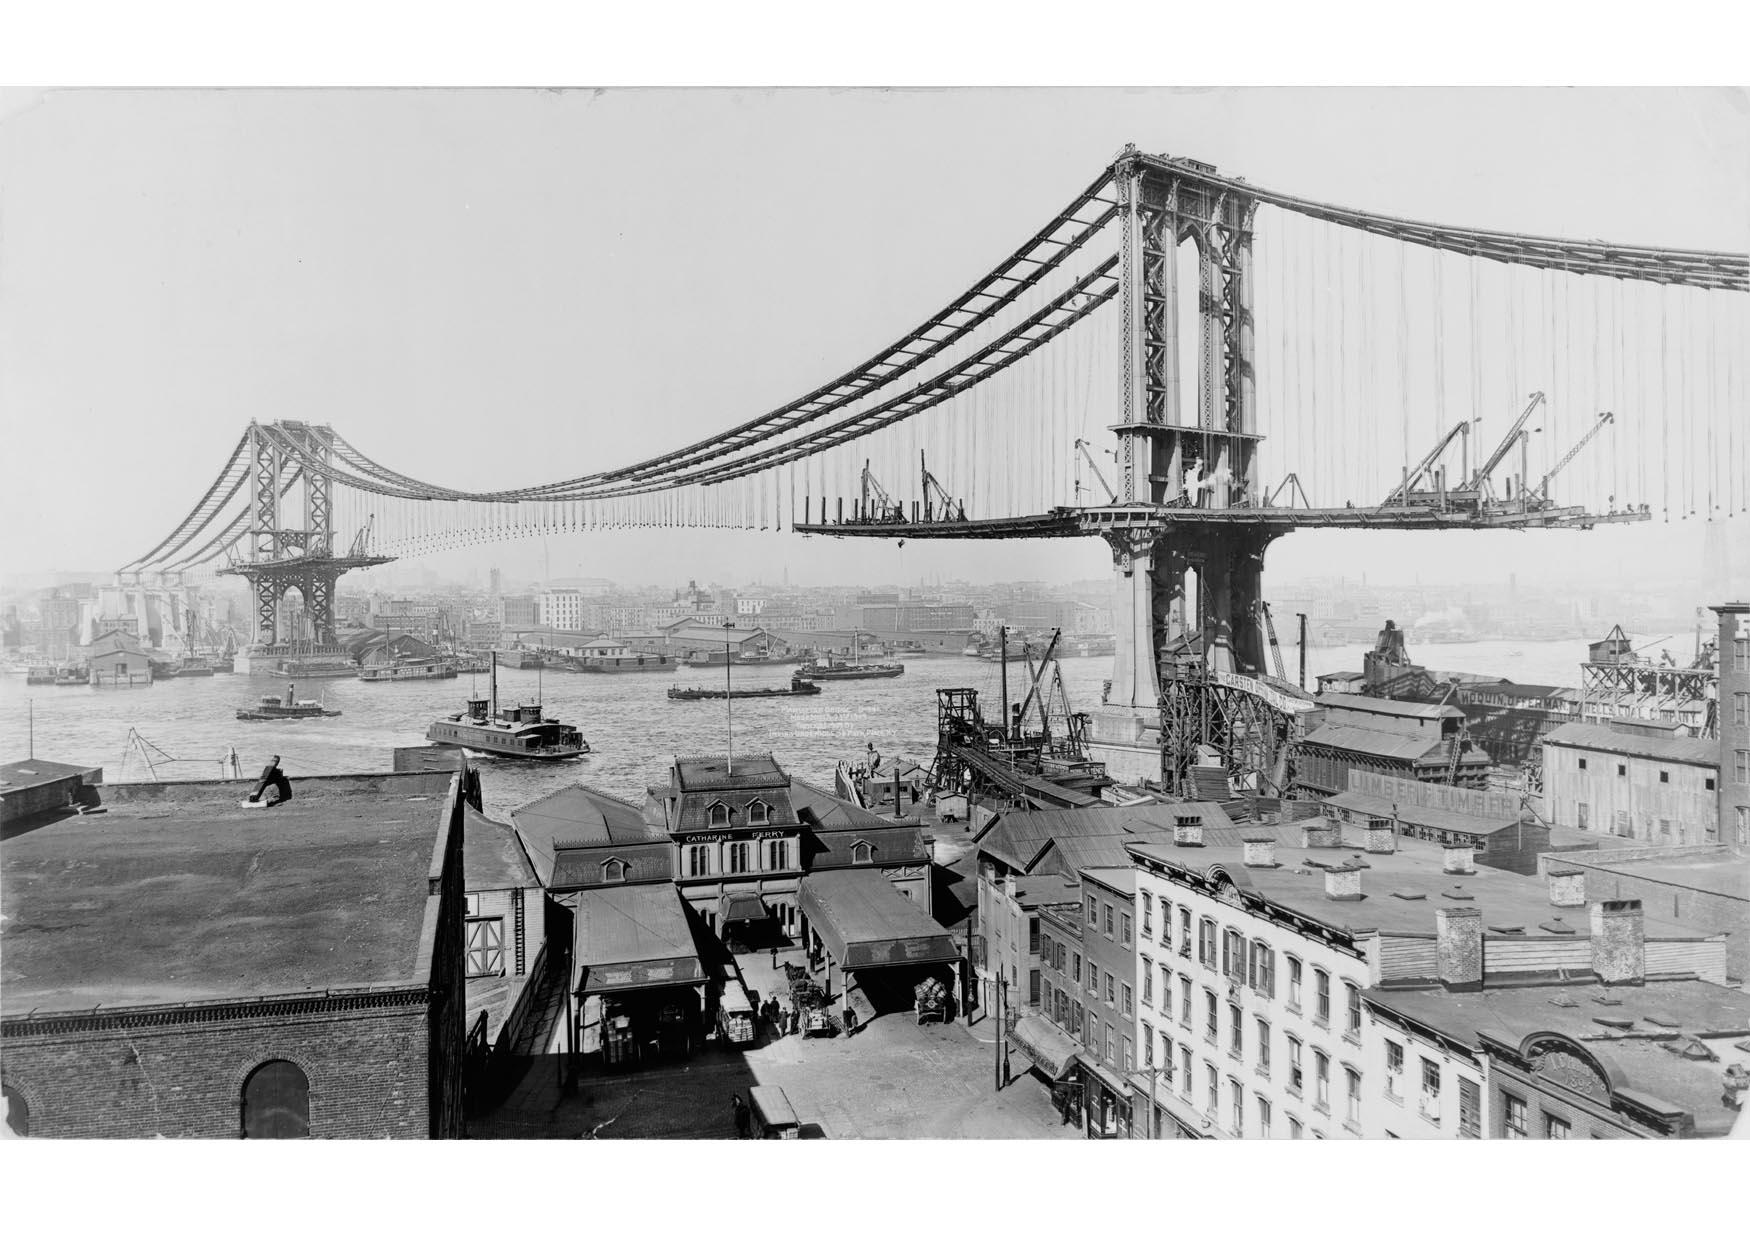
[26,665,86,686]
[237,686,341,721]
[426,656,588,760]
[666,674,822,701]
[359,658,459,683]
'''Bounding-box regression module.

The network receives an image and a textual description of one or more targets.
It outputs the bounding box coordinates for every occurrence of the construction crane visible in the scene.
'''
[919,451,965,522]
[859,460,906,523]
[1074,438,1117,505]
[1526,411,1616,504]
[1382,421,1471,507]
[348,513,376,558]
[1467,391,1546,502]
[1259,601,1287,681]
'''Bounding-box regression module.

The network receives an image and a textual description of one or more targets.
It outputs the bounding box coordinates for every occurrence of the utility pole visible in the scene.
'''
[27,698,34,759]
[724,621,735,774]
[1295,612,1308,690]
[998,626,1010,742]
[994,973,1008,1090]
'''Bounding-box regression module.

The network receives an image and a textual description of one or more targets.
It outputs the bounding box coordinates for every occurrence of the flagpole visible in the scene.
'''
[724,621,734,775]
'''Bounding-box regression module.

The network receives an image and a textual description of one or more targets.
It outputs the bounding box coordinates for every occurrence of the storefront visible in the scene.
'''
[1082,1057,1133,1139]
[797,869,964,1021]
[1006,1013,1085,1127]
[573,884,709,1069]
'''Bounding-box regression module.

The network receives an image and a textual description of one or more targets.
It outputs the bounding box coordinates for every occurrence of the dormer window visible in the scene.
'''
[852,840,874,864]
[601,858,627,883]
[708,801,730,827]
[748,800,770,826]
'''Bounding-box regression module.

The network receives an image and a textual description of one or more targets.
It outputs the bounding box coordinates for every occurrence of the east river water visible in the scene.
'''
[0,639,1597,820]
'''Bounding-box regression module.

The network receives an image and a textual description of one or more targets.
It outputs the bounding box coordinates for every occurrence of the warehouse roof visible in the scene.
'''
[1318,692,1464,721]
[798,870,958,969]
[1300,722,1449,763]
[1543,723,1719,766]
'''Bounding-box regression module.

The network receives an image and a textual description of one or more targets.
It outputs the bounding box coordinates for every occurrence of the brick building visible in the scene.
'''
[1,767,468,1139]
[1714,603,1750,852]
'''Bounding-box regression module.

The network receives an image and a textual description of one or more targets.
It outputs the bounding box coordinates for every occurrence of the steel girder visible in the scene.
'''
[1159,665,1300,798]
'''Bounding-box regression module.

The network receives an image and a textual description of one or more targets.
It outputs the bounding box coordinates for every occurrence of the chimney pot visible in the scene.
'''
[1324,864,1364,902]
[1590,899,1646,986]
[1443,844,1475,875]
[1436,906,1484,992]
[1546,866,1586,909]
[1242,835,1277,868]
[1363,815,1397,855]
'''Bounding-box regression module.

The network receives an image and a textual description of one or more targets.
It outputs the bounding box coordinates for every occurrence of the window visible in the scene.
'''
[1345,1067,1362,1125]
[1030,969,1040,1005]
[1736,638,1750,673]
[1345,983,1362,1040]
[686,844,711,877]
[1179,907,1191,957]
[1087,895,1098,926]
[1314,968,1331,1026]
[1313,1051,1330,1111]
[749,799,772,826]
[1249,940,1275,997]
[1198,918,1217,968]
[600,858,626,883]
[1503,1093,1528,1139]
[1071,951,1082,984]
[1142,1022,1155,1066]
[242,1060,310,1139]
[728,841,752,872]
[1142,957,1154,1006]
[1735,693,1750,728]
[1120,982,1134,1016]
[1659,769,1670,784]
[1142,897,1153,938]
[1659,818,1672,839]
[1206,1064,1218,1115]
[1180,1048,1193,1097]
[852,841,874,864]
[465,916,505,977]
[1088,963,1099,995]
[1736,750,1750,784]
[1545,1114,1571,1139]
[1204,988,1219,1043]
[1459,1078,1481,1139]
[1289,1116,1303,1140]
[1028,916,1040,956]
[1257,1096,1272,1138]
[1287,1035,1303,1095]
[1617,763,1626,777]
[1104,903,1115,938]
[1179,976,1193,1027]
[708,802,730,827]
[1121,912,1132,946]
[1230,1078,1243,1133]
[1420,1058,1441,1120]
[1105,974,1116,1006]
[766,839,789,870]
[1121,1037,1133,1073]
[1104,1025,1114,1065]
[1224,928,1248,982]
[1228,1004,1242,1056]
[1256,1019,1272,1076]
[1287,956,1303,1010]
[1578,757,1588,771]
[1577,802,1591,831]
[1385,1041,1404,1100]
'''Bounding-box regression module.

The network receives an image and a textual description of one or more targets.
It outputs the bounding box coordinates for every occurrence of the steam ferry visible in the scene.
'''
[426,655,588,760]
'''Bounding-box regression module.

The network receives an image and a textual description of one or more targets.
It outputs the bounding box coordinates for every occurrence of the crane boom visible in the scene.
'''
[1074,438,1118,504]
[1259,602,1287,681]
[1536,411,1615,496]
[1469,392,1545,490]
[1383,421,1470,506]
[860,460,901,520]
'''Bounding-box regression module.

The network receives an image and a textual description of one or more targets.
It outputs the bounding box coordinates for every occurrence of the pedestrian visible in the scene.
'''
[731,1093,750,1139]
[770,943,779,969]
[788,1006,800,1035]
[842,1004,858,1036]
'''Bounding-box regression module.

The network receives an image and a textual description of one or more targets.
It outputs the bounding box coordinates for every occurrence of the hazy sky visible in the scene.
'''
[2,87,1745,590]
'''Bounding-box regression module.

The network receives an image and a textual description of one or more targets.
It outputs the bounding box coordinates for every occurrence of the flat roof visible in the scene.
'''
[798,869,958,969]
[1578,853,1749,903]
[1328,790,1524,837]
[1127,830,1708,944]
[1543,723,1718,766]
[672,753,788,792]
[2,780,447,1016]
[0,758,103,794]
[1079,866,1136,896]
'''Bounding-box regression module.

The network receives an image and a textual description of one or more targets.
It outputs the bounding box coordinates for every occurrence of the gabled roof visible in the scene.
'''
[463,804,538,892]
[1318,692,1464,721]
[511,785,668,886]
[1300,722,1450,763]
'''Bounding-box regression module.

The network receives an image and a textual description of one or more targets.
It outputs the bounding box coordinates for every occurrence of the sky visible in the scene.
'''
[2,87,1746,591]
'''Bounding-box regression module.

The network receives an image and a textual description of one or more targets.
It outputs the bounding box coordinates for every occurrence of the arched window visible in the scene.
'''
[747,800,769,826]
[3,1082,28,1137]
[601,858,627,883]
[241,1060,310,1139]
[852,840,873,864]
[708,802,730,827]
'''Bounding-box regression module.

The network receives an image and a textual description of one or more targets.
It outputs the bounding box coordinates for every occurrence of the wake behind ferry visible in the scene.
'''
[426,655,589,760]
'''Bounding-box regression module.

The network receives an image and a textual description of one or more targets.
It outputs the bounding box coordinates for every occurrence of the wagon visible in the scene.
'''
[718,979,756,1046]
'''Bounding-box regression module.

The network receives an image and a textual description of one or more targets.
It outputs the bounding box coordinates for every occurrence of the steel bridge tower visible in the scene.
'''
[221,421,392,659]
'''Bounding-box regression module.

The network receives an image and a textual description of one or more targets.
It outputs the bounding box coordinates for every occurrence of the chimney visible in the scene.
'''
[1173,814,1204,847]
[1302,819,1341,850]
[1002,873,1017,900]
[1436,906,1484,992]
[1590,899,1646,986]
[1546,866,1586,909]
[1324,864,1363,902]
[1363,815,1396,855]
[1442,844,1475,875]
[1242,835,1278,868]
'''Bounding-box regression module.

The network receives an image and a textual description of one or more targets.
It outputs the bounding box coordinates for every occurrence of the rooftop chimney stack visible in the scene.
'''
[1363,815,1397,855]
[1002,873,1017,900]
[1443,844,1475,876]
[1173,815,1204,847]
[1242,835,1278,868]
[1436,906,1484,992]
[1547,866,1587,909]
[1302,820,1341,850]
[1324,864,1364,902]
[1590,899,1646,986]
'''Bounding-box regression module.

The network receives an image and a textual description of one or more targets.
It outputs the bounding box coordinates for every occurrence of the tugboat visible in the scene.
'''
[667,673,822,701]
[426,654,588,760]
[236,683,341,721]
[799,634,904,681]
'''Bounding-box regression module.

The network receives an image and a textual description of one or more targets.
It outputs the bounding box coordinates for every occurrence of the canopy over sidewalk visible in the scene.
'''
[798,869,958,969]
[574,883,706,995]
[1008,1014,1081,1080]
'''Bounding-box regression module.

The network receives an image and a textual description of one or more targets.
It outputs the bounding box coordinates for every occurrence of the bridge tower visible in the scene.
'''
[221,421,392,664]
[1086,149,1285,787]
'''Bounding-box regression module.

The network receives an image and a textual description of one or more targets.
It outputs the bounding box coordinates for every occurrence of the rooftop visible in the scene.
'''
[1318,692,1464,721]
[672,753,789,792]
[797,869,958,969]
[462,803,537,893]
[1543,723,1719,766]
[2,776,450,1016]
[0,758,102,796]
[790,777,923,832]
[1079,866,1136,896]
[1300,722,1451,763]
[1327,790,1525,838]
[1127,829,1708,944]
[1570,850,1750,903]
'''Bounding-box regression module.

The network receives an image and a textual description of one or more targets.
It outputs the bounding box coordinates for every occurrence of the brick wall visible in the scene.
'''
[2,997,433,1138]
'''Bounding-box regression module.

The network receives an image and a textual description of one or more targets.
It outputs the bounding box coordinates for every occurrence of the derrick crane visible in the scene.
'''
[348,513,376,558]
[1073,438,1118,504]
[1382,421,1471,507]
[859,460,906,523]
[1259,602,1287,681]
[919,451,965,522]
[1467,391,1545,503]
[1526,411,1616,504]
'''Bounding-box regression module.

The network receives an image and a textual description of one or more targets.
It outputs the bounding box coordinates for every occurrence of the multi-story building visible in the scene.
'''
[1715,603,1750,852]
[1294,693,1491,796]
[498,594,540,629]
[1125,810,1730,1140]
[1072,866,1140,1138]
[1541,722,1719,844]
[540,589,587,632]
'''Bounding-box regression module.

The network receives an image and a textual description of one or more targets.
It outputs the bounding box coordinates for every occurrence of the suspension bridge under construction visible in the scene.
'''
[118,143,1750,792]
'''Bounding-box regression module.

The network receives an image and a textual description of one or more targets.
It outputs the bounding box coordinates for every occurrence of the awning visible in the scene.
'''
[1082,1056,1130,1098]
[798,869,959,970]
[574,884,706,996]
[721,892,769,922]
[1008,1015,1081,1081]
